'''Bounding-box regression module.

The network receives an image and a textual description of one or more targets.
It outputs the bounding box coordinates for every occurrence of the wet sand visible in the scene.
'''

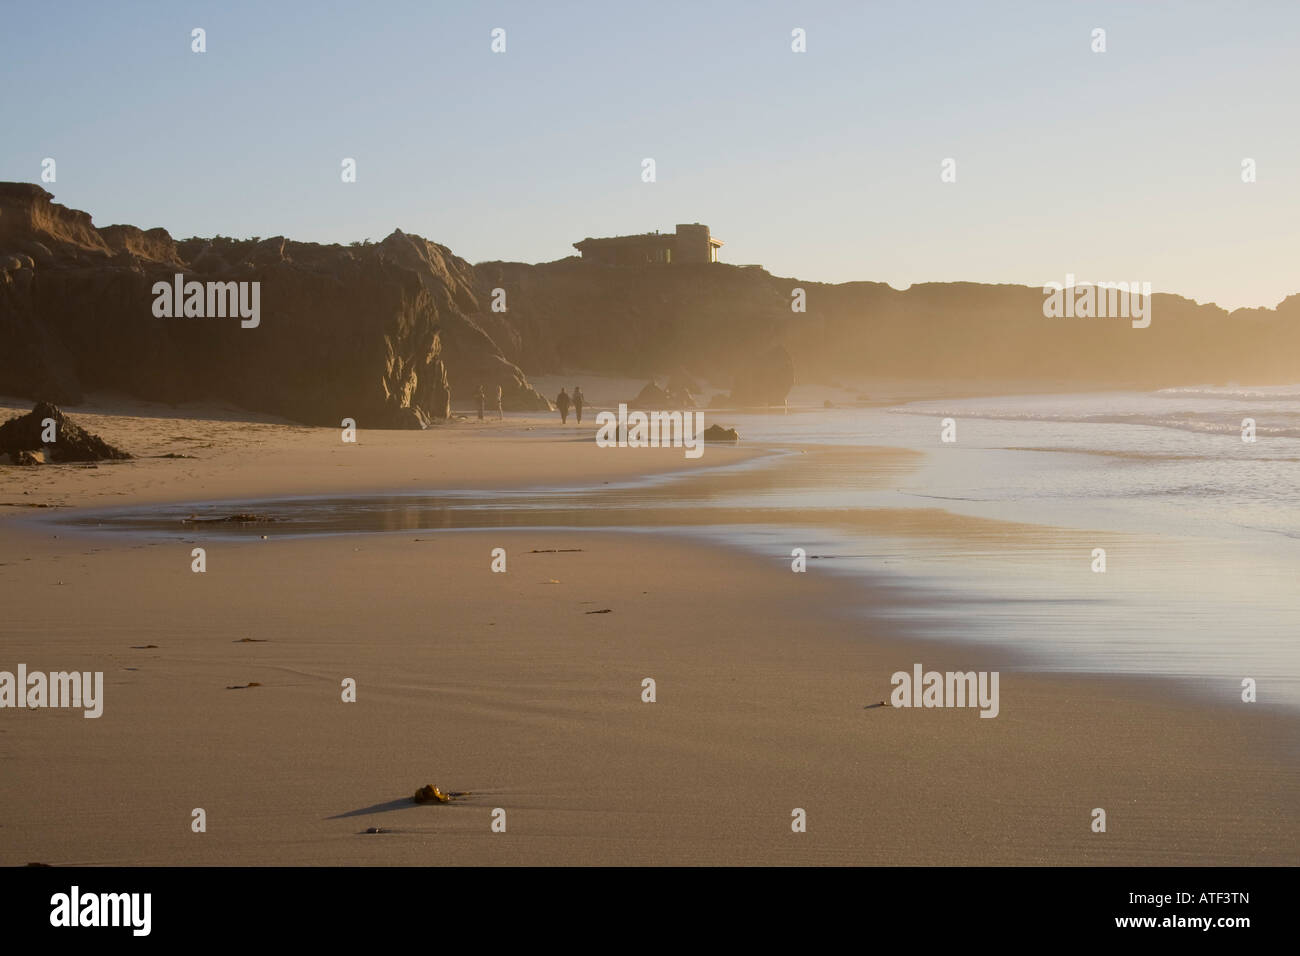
[0,395,1296,865]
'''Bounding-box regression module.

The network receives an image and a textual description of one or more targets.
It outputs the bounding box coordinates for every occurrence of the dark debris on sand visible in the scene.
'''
[412,785,470,804]
[182,513,277,524]
[0,402,131,463]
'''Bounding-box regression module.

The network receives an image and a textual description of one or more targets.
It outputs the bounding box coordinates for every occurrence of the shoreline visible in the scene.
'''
[9,411,1297,718]
[1,397,1297,865]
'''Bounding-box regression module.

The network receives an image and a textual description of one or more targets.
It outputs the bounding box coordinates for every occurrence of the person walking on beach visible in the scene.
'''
[572,386,584,424]
[476,385,486,421]
[556,388,571,425]
[495,385,504,421]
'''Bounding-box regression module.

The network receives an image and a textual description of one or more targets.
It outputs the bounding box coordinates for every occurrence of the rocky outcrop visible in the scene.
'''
[0,185,546,426]
[371,233,548,411]
[476,259,1300,391]
[629,379,697,409]
[7,181,1298,417]
[0,183,111,255]
[474,257,785,388]
[630,381,669,408]
[100,224,185,267]
[0,402,130,462]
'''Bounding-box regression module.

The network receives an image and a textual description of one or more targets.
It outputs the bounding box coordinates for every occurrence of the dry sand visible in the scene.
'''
[0,395,1296,865]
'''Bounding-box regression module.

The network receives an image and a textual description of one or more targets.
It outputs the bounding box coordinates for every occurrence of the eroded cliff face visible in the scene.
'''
[6,182,1297,422]
[775,280,1300,387]
[475,259,1300,393]
[473,258,789,385]
[374,231,550,411]
[0,184,546,426]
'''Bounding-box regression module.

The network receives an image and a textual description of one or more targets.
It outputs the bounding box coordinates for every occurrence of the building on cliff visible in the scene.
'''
[572,223,722,265]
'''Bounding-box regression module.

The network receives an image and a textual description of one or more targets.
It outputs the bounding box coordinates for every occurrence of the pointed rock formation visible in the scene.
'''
[0,402,130,462]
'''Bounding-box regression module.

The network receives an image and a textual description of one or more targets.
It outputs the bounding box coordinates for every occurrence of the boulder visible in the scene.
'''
[703,423,739,442]
[0,402,131,462]
[631,381,670,408]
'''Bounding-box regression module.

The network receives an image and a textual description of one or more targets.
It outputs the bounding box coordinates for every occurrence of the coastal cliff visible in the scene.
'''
[0,184,546,426]
[4,182,1299,426]
[476,259,1300,391]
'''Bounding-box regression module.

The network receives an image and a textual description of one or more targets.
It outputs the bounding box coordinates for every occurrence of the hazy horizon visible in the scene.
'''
[4,0,1297,310]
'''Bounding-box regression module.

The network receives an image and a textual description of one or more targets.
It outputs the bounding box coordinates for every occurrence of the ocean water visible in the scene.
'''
[46,386,1300,709]
[724,385,1300,540]
[717,387,1300,706]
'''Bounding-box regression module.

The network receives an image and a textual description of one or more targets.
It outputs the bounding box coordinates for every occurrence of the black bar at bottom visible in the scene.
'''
[0,865,1282,941]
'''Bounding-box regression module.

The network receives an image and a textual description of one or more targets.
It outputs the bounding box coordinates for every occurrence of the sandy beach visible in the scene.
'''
[0,394,1296,866]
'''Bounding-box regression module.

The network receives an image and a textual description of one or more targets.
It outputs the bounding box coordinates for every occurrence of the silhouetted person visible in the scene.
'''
[496,385,504,421]
[476,385,486,421]
[556,388,571,424]
[573,387,584,424]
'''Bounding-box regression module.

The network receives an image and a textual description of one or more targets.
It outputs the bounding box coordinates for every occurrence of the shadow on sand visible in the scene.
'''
[328,798,417,819]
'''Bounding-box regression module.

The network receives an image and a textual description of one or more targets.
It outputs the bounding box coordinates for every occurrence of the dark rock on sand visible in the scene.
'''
[703,424,740,442]
[412,784,470,804]
[0,402,131,462]
[631,380,695,409]
[631,381,670,408]
[412,784,451,804]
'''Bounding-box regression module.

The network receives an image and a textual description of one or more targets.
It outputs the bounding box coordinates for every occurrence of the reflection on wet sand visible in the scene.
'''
[58,443,1110,553]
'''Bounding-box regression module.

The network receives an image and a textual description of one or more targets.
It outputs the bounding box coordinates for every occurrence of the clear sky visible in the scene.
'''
[3,0,1296,309]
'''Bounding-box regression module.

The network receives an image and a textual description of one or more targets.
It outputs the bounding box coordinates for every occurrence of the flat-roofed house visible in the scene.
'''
[573,223,723,265]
